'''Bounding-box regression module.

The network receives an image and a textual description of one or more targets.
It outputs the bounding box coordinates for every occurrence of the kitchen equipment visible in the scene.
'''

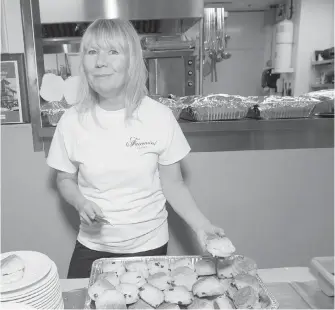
[84,255,279,309]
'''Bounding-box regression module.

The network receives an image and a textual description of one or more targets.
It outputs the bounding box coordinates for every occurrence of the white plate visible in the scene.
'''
[1,302,37,309]
[7,276,59,304]
[1,262,57,301]
[1,251,52,294]
[28,283,61,307]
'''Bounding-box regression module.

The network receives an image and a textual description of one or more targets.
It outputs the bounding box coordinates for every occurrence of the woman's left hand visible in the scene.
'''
[195,222,225,253]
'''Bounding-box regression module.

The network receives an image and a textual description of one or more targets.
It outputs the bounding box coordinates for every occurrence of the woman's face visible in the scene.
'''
[83,45,128,98]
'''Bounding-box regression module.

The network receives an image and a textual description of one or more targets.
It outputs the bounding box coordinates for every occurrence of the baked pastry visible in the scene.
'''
[148,260,170,275]
[147,272,172,291]
[139,283,165,308]
[233,274,260,293]
[170,268,198,291]
[216,258,235,279]
[102,261,126,277]
[157,303,181,309]
[120,271,146,287]
[125,261,149,279]
[206,236,235,258]
[192,276,225,297]
[88,278,116,301]
[188,297,214,309]
[1,254,25,284]
[219,278,236,297]
[233,286,259,309]
[116,283,139,305]
[164,286,194,306]
[231,256,258,277]
[97,272,120,287]
[194,258,216,276]
[213,295,235,309]
[95,289,127,309]
[128,299,154,309]
[170,258,194,271]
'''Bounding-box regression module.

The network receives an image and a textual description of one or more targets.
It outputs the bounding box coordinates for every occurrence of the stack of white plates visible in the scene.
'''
[1,251,64,309]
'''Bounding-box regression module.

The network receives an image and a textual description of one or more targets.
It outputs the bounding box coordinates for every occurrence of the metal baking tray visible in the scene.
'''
[84,255,279,309]
[187,107,249,122]
[259,107,314,119]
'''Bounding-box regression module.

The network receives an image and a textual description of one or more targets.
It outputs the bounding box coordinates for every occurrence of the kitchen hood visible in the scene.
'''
[39,0,204,23]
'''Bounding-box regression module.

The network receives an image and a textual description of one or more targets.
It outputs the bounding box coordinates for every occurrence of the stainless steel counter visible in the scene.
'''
[179,118,334,152]
[41,118,334,154]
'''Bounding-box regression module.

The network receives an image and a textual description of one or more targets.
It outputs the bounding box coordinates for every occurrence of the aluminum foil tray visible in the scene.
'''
[259,107,314,119]
[190,107,248,121]
[84,255,279,309]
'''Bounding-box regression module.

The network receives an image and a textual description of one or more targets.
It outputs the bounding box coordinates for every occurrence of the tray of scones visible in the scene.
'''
[84,237,279,309]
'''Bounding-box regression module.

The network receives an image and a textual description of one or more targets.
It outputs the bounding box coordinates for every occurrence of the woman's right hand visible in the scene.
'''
[76,199,104,225]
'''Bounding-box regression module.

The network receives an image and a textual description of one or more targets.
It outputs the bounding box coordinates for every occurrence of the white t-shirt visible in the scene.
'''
[47,96,191,253]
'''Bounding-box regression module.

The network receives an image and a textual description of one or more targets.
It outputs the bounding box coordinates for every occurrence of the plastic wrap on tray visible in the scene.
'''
[249,96,319,119]
[301,89,334,101]
[186,94,249,121]
[40,98,69,126]
[84,255,279,310]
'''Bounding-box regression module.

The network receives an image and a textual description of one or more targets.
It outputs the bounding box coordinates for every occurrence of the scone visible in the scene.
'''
[192,276,225,297]
[233,286,259,309]
[233,274,260,293]
[116,283,139,305]
[188,298,214,309]
[171,268,198,291]
[231,256,258,277]
[206,236,236,258]
[125,261,149,279]
[128,299,153,309]
[194,258,216,276]
[213,295,234,309]
[148,272,172,291]
[1,254,25,285]
[97,272,120,287]
[120,271,146,287]
[102,261,126,277]
[170,258,194,271]
[139,283,165,308]
[216,258,235,279]
[157,303,181,309]
[148,260,170,275]
[164,286,194,306]
[88,278,116,301]
[219,278,236,297]
[95,289,127,309]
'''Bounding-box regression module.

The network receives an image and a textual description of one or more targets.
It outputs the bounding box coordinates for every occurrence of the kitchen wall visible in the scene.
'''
[1,0,334,278]
[290,0,334,95]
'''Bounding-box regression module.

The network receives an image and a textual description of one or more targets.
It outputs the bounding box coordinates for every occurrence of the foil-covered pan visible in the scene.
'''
[183,94,249,121]
[245,96,319,119]
[84,255,279,309]
[40,98,69,126]
[150,95,186,120]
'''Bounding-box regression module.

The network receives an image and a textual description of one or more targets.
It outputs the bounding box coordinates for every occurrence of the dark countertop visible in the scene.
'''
[41,117,334,153]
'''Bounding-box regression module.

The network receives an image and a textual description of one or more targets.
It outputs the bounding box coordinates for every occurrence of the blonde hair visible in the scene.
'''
[75,19,148,124]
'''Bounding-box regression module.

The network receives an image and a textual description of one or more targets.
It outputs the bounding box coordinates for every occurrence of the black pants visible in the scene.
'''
[67,240,168,279]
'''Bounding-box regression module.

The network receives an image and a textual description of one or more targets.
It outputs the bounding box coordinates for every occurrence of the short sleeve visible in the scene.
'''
[158,110,191,165]
[46,116,78,174]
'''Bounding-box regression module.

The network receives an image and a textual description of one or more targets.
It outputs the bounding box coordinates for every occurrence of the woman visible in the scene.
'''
[47,18,225,279]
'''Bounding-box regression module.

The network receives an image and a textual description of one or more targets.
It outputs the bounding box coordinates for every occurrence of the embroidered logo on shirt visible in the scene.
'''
[126,137,157,149]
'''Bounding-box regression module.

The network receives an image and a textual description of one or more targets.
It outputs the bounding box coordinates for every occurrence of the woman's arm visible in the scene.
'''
[159,161,212,232]
[56,171,86,211]
[56,171,103,224]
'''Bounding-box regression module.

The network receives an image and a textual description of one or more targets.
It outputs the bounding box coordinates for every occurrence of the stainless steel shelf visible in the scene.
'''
[310,83,334,89]
[311,59,334,66]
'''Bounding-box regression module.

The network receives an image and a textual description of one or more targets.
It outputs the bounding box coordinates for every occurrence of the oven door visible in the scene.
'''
[146,55,196,97]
